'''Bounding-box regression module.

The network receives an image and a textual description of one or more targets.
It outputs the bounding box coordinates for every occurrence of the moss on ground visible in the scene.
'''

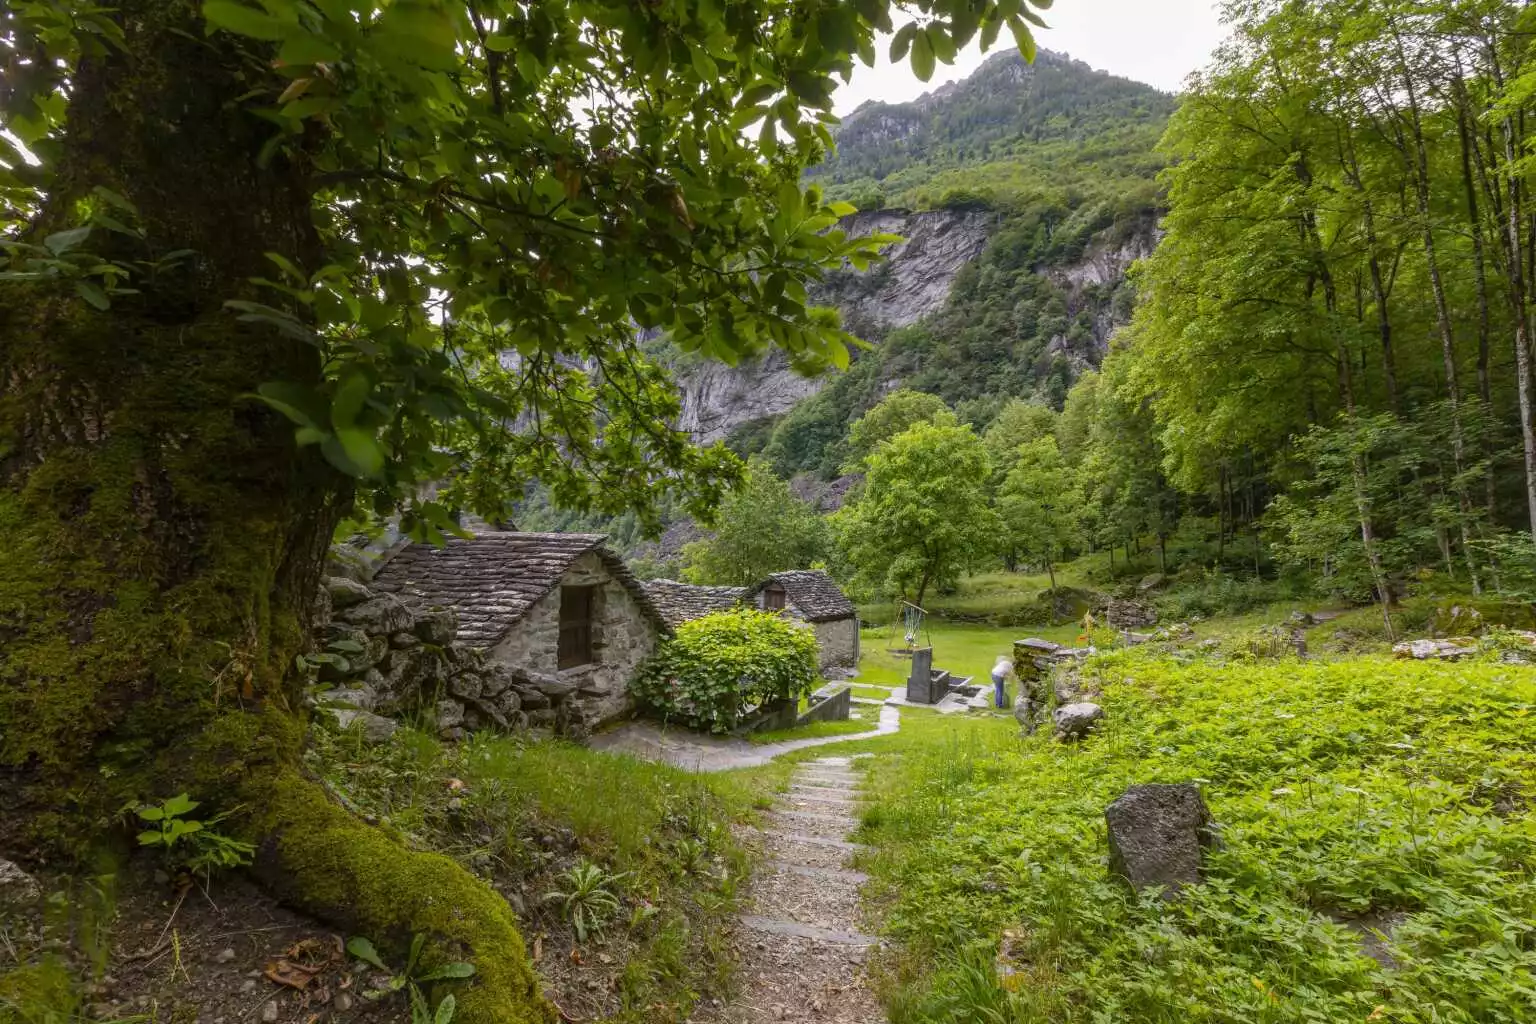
[248,768,553,1024]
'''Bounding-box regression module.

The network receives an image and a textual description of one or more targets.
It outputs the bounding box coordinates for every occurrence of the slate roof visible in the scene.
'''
[747,570,857,623]
[372,532,669,647]
[642,579,748,629]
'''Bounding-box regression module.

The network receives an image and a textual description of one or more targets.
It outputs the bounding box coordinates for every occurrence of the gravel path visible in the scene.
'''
[695,756,884,1024]
[590,705,900,771]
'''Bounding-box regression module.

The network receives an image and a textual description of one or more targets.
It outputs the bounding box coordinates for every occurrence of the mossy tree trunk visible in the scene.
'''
[0,5,549,1020]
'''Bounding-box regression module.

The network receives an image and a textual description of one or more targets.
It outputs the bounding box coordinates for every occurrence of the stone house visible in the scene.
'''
[745,571,860,671]
[642,571,860,671]
[371,531,669,727]
[641,579,748,629]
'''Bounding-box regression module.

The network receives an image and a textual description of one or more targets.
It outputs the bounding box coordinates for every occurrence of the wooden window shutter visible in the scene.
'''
[558,585,596,669]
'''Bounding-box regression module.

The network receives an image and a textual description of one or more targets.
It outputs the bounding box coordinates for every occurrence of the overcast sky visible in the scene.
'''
[832,0,1230,114]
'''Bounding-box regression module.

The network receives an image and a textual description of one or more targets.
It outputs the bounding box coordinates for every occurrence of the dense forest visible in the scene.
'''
[619,0,1536,624]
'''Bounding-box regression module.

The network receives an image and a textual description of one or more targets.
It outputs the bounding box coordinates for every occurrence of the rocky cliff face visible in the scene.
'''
[672,207,992,444]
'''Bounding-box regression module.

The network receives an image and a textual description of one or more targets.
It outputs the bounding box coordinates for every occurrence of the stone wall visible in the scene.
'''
[812,616,859,670]
[487,551,659,727]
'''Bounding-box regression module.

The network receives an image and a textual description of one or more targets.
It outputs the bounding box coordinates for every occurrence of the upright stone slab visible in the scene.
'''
[1105,783,1215,895]
[907,646,939,704]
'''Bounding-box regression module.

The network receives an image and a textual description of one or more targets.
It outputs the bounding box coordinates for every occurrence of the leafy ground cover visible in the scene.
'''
[839,650,1536,1023]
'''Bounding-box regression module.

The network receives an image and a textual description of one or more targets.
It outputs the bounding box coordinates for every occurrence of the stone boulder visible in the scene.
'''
[337,593,416,636]
[1053,702,1104,741]
[413,607,458,647]
[1393,638,1477,661]
[1105,783,1216,895]
[0,857,41,910]
[1104,598,1158,629]
[331,708,399,745]
[326,575,374,610]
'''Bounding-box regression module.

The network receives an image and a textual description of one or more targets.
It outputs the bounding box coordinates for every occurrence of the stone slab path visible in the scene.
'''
[694,755,884,1024]
[589,705,900,772]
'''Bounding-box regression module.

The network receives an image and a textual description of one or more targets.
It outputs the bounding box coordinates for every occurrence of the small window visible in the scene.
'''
[762,584,786,612]
[558,585,596,669]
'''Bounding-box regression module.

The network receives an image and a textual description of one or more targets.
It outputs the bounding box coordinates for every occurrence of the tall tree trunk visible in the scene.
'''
[1503,114,1536,541]
[1455,71,1500,523]
[1395,45,1480,592]
[0,7,550,1021]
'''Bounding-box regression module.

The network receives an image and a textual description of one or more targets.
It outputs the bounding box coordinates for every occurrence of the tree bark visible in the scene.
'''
[0,6,550,1021]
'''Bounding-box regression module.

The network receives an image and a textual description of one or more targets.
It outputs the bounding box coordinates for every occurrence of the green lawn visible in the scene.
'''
[857,620,1083,690]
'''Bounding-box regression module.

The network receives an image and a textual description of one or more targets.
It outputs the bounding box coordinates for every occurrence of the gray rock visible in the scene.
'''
[1105,783,1216,894]
[390,631,422,650]
[0,857,41,909]
[326,576,374,609]
[321,687,376,711]
[1053,702,1104,741]
[337,594,415,635]
[435,699,465,732]
[464,696,508,730]
[526,708,558,728]
[526,672,580,700]
[340,633,389,674]
[413,607,458,646]
[490,688,522,717]
[449,672,484,701]
[513,686,550,711]
[327,709,397,744]
[480,664,515,698]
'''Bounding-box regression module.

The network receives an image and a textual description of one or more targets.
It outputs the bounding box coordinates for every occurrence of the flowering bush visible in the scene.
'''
[631,609,820,733]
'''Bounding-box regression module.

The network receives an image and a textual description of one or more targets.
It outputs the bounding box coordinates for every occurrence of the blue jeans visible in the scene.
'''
[992,672,1007,708]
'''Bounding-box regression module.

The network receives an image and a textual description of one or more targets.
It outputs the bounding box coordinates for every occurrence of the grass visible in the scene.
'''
[746,716,875,745]
[851,684,896,700]
[857,620,1082,690]
[833,646,1536,1024]
[308,725,764,1023]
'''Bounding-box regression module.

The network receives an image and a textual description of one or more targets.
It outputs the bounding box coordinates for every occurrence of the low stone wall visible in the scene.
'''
[800,685,851,724]
[314,569,591,742]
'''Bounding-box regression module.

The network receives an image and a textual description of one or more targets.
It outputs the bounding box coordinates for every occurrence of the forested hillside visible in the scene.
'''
[612,0,1536,622]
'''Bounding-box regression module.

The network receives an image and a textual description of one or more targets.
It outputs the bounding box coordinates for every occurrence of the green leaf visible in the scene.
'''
[326,427,385,478]
[890,23,918,63]
[136,807,165,822]
[1009,16,1037,63]
[74,279,110,310]
[417,962,476,982]
[347,936,390,972]
[910,30,936,82]
[44,226,91,255]
[254,381,324,430]
[331,372,371,429]
[433,994,456,1024]
[203,1,290,41]
[164,793,200,817]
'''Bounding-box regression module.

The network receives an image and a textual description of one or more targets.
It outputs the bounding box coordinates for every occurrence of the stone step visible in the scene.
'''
[790,779,857,793]
[712,930,885,1024]
[761,831,862,871]
[795,772,859,787]
[740,915,880,946]
[783,792,860,811]
[764,811,857,843]
[760,829,864,853]
[765,859,869,885]
[746,867,863,927]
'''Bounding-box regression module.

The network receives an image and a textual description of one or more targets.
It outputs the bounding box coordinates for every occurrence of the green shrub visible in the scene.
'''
[631,610,819,733]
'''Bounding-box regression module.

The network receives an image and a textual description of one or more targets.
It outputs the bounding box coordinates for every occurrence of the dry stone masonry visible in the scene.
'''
[314,569,594,742]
